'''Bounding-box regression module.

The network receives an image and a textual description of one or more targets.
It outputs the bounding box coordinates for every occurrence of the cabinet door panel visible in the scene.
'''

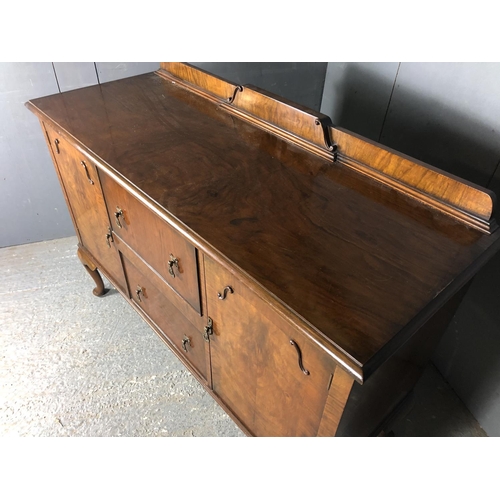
[44,124,126,291]
[205,255,335,437]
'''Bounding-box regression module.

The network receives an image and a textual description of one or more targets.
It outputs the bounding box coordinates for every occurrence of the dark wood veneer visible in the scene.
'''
[99,169,202,315]
[26,62,500,436]
[121,249,208,382]
[206,254,336,437]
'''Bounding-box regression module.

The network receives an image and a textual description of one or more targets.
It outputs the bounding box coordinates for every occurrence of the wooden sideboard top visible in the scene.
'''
[27,65,500,382]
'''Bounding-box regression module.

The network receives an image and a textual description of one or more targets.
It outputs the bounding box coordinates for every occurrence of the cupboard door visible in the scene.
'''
[205,255,336,437]
[44,124,126,292]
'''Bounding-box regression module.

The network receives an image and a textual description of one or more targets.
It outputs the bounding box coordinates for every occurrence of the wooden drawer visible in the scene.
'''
[205,255,337,436]
[120,244,208,383]
[99,169,201,314]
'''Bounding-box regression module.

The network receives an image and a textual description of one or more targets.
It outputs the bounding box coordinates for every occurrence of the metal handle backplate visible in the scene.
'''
[168,254,179,278]
[181,336,191,352]
[135,285,144,302]
[203,317,213,342]
[80,160,94,185]
[105,227,113,248]
[114,207,124,228]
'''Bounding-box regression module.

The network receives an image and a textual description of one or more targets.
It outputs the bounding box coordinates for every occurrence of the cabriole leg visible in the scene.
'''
[77,246,109,297]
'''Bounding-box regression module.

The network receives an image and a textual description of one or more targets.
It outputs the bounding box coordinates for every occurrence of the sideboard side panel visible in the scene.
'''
[317,367,355,437]
[336,284,470,436]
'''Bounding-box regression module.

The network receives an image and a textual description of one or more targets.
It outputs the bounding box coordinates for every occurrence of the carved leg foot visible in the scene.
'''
[77,247,109,297]
[83,264,109,296]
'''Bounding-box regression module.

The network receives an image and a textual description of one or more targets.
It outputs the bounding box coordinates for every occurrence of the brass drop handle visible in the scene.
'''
[135,285,144,302]
[105,227,113,248]
[80,160,94,185]
[290,340,310,376]
[203,317,213,342]
[217,286,234,300]
[54,138,60,154]
[114,207,124,228]
[168,254,179,278]
[181,336,191,352]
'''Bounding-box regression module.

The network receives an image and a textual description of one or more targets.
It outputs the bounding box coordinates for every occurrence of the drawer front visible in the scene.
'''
[99,170,201,314]
[121,251,208,382]
[44,124,126,292]
[205,255,336,437]
[114,235,205,334]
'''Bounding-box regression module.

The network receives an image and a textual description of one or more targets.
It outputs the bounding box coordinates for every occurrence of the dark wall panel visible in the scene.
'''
[1,62,160,248]
[434,160,500,436]
[53,62,98,92]
[320,62,399,141]
[379,63,500,188]
[0,62,73,247]
[190,62,328,111]
[379,63,500,435]
[95,62,160,84]
[433,250,500,436]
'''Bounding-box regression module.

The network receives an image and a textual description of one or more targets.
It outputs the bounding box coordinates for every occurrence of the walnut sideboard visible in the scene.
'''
[26,62,500,436]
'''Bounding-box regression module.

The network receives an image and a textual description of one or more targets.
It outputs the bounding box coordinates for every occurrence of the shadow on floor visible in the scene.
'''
[393,363,487,437]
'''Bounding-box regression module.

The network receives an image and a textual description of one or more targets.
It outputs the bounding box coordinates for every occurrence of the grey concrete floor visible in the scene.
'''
[0,236,487,437]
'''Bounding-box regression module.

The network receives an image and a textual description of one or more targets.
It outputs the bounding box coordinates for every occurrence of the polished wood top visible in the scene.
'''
[27,70,500,380]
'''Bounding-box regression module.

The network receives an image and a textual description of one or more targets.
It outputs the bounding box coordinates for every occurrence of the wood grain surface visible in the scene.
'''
[230,84,334,152]
[331,127,496,231]
[121,248,208,382]
[43,123,126,293]
[26,70,500,380]
[206,255,336,436]
[99,169,202,314]
[159,62,239,101]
